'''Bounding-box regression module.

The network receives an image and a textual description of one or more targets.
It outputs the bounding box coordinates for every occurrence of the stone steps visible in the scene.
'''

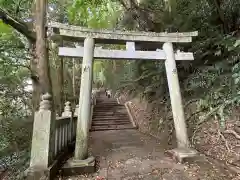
[90,126,136,132]
[91,95,133,131]
[92,121,132,125]
[94,106,124,109]
[93,110,126,113]
[93,113,127,116]
[92,117,130,121]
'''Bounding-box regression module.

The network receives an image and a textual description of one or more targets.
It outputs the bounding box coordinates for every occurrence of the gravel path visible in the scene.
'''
[58,129,236,180]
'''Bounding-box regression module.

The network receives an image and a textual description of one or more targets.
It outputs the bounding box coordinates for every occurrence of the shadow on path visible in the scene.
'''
[61,129,235,180]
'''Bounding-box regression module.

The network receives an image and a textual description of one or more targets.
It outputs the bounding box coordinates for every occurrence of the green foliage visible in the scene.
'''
[101,0,240,129]
[0,0,34,21]
[0,2,33,178]
[0,20,12,33]
[0,0,239,178]
[67,0,122,28]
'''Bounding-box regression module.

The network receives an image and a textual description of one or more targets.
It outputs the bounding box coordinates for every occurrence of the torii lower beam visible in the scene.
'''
[59,47,194,61]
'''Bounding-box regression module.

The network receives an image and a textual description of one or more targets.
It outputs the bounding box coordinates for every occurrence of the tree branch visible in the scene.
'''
[0,7,36,42]
[119,0,163,13]
[223,130,240,140]
[118,0,156,31]
[10,63,31,70]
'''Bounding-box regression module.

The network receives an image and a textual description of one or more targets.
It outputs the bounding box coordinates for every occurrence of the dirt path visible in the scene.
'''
[60,129,237,180]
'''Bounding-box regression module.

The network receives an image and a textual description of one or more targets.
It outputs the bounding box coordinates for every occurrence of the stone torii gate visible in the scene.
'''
[49,22,198,172]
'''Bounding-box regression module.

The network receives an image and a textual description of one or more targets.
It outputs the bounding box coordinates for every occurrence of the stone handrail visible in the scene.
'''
[54,116,77,158]
[26,90,99,180]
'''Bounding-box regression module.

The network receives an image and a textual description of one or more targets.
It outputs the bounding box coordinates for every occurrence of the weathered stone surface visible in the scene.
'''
[61,156,96,176]
[25,167,49,180]
[39,93,52,111]
[74,104,79,116]
[124,102,138,128]
[59,47,194,60]
[163,42,189,148]
[29,93,54,169]
[68,156,95,166]
[165,148,198,163]
[48,21,198,43]
[126,41,135,51]
[49,22,198,37]
[75,37,94,160]
[61,101,72,117]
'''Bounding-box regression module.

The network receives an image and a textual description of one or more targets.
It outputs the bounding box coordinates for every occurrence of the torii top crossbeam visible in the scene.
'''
[48,22,198,44]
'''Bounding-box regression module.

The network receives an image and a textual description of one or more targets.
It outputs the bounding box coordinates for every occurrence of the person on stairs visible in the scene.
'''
[106,89,112,98]
[105,88,108,96]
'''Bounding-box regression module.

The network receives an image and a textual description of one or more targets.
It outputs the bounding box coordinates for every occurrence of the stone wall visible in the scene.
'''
[118,92,176,148]
[119,92,240,172]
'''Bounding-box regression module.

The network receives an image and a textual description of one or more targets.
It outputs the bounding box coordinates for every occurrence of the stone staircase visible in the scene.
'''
[91,95,135,131]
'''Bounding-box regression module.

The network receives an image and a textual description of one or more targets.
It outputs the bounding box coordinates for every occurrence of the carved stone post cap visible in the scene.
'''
[62,101,72,117]
[42,93,52,100]
[39,93,52,110]
[64,101,71,110]
[65,101,71,106]
[65,101,71,105]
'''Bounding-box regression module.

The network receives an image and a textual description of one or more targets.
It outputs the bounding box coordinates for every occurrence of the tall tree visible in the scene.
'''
[35,0,53,95]
[0,2,40,111]
[57,0,67,113]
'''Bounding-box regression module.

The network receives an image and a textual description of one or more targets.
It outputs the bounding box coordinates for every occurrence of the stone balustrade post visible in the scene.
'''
[27,93,55,178]
[62,101,72,117]
[62,101,73,146]
[74,104,79,117]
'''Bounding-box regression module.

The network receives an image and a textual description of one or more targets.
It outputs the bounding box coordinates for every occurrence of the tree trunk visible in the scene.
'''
[214,0,228,33]
[57,55,64,113]
[73,58,76,104]
[29,42,41,112]
[207,0,228,33]
[57,1,66,113]
[35,0,53,95]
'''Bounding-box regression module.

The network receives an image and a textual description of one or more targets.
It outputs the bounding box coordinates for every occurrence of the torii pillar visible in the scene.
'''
[163,42,189,148]
[63,37,95,175]
[163,42,197,162]
[75,37,94,160]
